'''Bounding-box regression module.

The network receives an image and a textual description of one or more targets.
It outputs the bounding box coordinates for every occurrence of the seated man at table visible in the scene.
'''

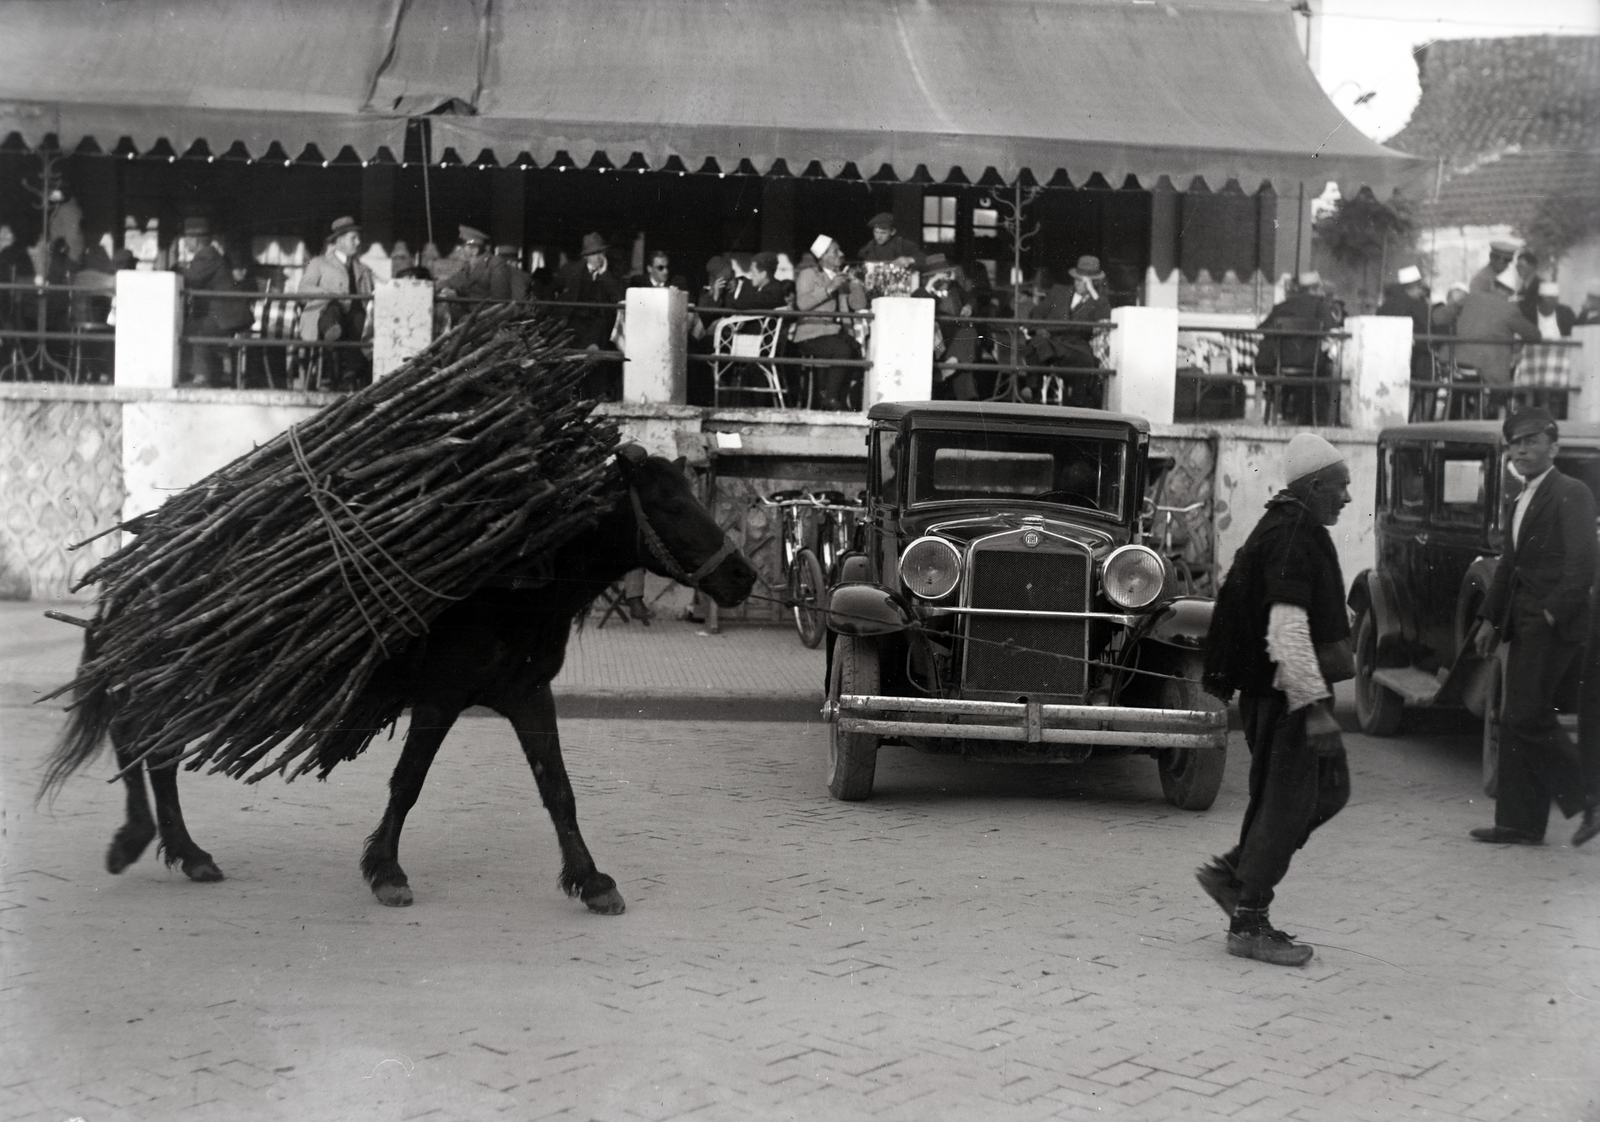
[1254,271,1343,424]
[1024,256,1110,407]
[858,212,925,268]
[1432,263,1539,419]
[794,235,868,410]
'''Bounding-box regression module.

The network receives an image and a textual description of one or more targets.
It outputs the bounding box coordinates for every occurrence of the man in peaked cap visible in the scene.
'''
[1198,433,1355,966]
[438,224,517,301]
[1469,407,1599,846]
[1470,238,1521,295]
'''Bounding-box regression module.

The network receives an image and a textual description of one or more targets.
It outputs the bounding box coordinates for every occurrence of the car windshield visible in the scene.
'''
[908,427,1127,517]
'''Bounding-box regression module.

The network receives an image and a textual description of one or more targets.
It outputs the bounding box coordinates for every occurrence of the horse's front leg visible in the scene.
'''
[146,754,224,882]
[361,703,459,907]
[497,682,624,915]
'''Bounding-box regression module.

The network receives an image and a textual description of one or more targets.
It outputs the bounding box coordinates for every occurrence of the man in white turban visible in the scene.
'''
[1197,433,1354,966]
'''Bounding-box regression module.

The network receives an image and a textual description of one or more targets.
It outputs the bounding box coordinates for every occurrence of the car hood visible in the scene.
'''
[902,507,1125,553]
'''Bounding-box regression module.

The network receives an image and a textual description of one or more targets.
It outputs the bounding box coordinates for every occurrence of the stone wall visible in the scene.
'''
[0,395,124,600]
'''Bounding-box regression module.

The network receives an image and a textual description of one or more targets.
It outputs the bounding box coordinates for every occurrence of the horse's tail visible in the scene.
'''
[39,668,119,803]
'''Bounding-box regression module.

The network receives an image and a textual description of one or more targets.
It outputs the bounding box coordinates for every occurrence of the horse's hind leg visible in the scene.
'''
[105,735,156,875]
[361,703,459,907]
[146,756,223,882]
[498,682,624,915]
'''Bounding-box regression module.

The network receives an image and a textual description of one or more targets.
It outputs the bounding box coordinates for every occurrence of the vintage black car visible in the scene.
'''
[822,401,1227,807]
[1347,420,1600,790]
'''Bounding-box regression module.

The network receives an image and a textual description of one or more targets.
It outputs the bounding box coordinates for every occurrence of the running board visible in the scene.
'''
[1371,666,1445,706]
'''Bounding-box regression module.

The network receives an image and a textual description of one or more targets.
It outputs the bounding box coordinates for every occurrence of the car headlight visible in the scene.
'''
[1101,544,1166,609]
[898,536,962,600]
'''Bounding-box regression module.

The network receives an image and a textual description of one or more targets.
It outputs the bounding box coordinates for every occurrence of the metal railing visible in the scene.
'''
[1176,325,1350,426]
[1408,334,1582,421]
[932,314,1116,407]
[0,281,116,383]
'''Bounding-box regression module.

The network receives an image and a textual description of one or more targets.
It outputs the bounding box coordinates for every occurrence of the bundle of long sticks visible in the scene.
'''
[47,303,620,783]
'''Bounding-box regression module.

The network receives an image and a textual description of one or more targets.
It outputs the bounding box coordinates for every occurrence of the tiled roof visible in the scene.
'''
[1387,35,1599,229]
[1387,35,1600,168]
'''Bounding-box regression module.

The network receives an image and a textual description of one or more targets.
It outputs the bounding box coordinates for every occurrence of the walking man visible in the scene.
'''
[1469,407,1598,846]
[1198,433,1355,966]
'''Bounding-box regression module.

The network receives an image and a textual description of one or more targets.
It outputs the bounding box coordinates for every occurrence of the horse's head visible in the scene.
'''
[616,445,756,609]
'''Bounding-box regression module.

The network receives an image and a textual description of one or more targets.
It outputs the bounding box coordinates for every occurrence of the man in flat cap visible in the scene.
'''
[1469,407,1598,846]
[299,215,374,389]
[437,225,517,302]
[857,212,924,268]
[1198,433,1355,966]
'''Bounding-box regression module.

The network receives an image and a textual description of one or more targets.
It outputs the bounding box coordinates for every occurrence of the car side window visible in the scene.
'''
[871,427,899,504]
[1392,445,1426,520]
[1434,448,1490,528]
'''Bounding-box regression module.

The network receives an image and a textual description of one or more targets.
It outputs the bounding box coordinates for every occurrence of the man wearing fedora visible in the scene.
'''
[793,235,869,409]
[299,215,374,390]
[179,216,229,386]
[857,212,925,268]
[556,232,627,401]
[1025,255,1110,407]
[1469,407,1598,847]
[438,225,518,302]
[917,254,980,401]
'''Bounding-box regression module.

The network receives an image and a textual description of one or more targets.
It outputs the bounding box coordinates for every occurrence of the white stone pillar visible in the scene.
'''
[1343,314,1412,431]
[114,269,181,388]
[865,296,933,407]
[1570,325,1600,424]
[371,278,435,379]
[1104,305,1178,424]
[621,286,687,404]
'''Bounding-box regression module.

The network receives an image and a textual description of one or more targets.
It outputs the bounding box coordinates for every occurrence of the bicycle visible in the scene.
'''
[810,490,867,583]
[757,490,827,648]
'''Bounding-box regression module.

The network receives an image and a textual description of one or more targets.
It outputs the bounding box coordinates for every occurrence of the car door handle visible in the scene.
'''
[1412,532,1429,545]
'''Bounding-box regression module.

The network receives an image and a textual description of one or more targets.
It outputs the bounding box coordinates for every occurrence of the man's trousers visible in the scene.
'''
[1495,597,1588,839]
[1227,691,1350,910]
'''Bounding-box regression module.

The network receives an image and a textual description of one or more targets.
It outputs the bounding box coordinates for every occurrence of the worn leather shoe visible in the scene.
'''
[1195,856,1242,917]
[1469,826,1543,845]
[1573,809,1600,848]
[1227,926,1314,967]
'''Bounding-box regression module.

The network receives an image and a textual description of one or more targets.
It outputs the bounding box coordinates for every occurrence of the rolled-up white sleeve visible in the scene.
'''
[1266,603,1331,712]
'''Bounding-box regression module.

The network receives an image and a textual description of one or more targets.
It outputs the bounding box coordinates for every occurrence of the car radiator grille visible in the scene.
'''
[963,549,1090,697]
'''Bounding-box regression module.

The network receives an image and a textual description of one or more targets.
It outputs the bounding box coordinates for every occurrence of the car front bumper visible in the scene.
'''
[827,695,1227,749]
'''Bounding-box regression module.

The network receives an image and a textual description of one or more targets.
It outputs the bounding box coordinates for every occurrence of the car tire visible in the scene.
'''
[1482,654,1502,799]
[827,635,880,801]
[1156,671,1227,811]
[792,549,827,650]
[1353,610,1404,736]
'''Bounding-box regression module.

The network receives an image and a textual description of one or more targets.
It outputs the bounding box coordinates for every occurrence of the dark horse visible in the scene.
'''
[47,447,756,914]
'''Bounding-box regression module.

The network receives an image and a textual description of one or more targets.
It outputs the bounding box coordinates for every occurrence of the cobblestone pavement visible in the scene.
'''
[1,606,1596,1121]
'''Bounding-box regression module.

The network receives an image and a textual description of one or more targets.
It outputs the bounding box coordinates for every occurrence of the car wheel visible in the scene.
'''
[1354,610,1404,736]
[792,549,827,650]
[827,635,880,801]
[1156,670,1227,811]
[1482,654,1502,799]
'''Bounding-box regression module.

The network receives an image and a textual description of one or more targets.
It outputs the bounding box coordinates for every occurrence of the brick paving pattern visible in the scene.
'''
[1,602,1596,1120]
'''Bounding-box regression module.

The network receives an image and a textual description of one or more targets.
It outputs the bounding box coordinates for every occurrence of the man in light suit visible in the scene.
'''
[1471,407,1599,846]
[299,215,374,389]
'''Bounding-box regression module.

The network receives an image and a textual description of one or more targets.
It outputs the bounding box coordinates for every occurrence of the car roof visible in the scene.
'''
[1379,419,1600,446]
[868,400,1151,432]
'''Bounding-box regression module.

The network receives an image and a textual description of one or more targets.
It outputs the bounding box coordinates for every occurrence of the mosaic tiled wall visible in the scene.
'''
[0,399,124,600]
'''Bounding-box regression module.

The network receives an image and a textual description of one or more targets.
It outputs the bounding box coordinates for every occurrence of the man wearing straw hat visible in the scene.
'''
[1198,433,1355,966]
[793,235,867,409]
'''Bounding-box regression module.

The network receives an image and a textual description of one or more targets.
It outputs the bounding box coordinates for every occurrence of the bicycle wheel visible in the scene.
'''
[791,548,827,649]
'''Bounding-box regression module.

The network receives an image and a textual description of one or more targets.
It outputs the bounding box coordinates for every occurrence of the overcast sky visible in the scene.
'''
[1312,0,1599,142]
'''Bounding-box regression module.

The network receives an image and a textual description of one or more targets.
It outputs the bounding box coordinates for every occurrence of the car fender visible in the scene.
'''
[1347,569,1406,667]
[1454,556,1499,650]
[1142,597,1212,649]
[827,582,913,636]
[836,552,871,584]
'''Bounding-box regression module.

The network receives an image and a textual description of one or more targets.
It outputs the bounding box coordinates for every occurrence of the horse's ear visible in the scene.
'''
[616,443,649,473]
[671,455,688,475]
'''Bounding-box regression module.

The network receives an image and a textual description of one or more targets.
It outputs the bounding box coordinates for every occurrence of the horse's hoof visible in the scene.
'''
[183,859,224,883]
[374,883,414,907]
[584,887,626,915]
[106,828,154,874]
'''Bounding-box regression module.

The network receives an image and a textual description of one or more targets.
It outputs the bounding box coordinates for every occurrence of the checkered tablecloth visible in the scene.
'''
[1514,342,1573,389]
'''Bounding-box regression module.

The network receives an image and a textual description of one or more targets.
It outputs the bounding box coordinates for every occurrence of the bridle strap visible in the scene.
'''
[629,485,736,588]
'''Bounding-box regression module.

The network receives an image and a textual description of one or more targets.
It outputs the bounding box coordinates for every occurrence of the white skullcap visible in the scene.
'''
[1285,432,1345,485]
[1495,262,1520,291]
[810,235,836,260]
[1297,270,1322,288]
[1396,265,1421,285]
[1538,281,1560,297]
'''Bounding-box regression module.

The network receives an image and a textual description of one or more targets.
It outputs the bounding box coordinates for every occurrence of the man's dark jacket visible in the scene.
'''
[1203,494,1351,701]
[1254,292,1341,376]
[1480,468,1598,646]
[1515,295,1577,338]
[555,260,627,347]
